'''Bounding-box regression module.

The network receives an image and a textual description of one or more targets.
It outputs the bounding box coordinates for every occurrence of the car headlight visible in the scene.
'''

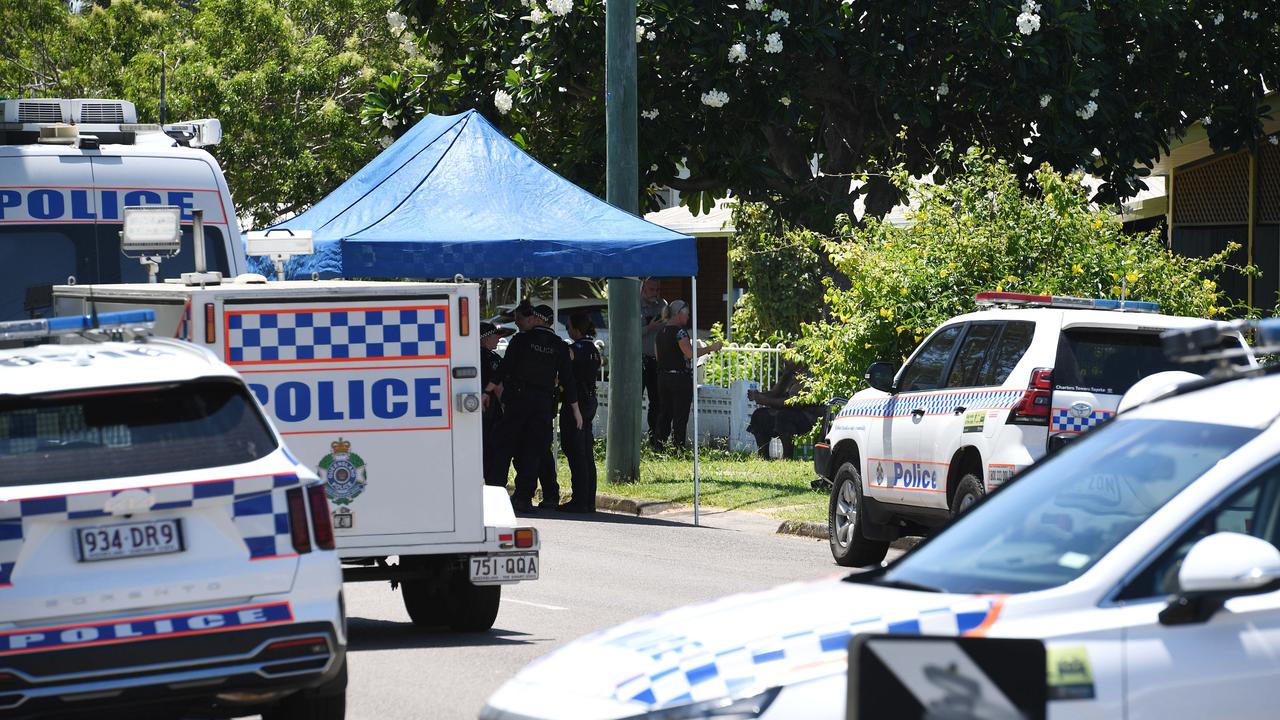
[624,688,781,720]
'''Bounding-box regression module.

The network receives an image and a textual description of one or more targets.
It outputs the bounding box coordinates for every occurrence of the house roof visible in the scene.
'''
[645,199,735,237]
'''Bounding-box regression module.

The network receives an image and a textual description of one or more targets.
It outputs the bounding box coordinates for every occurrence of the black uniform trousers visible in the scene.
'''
[642,355,661,444]
[481,399,506,486]
[499,387,558,504]
[560,395,597,509]
[654,371,693,449]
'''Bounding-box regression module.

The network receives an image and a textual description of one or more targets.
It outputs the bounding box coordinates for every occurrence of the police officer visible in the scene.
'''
[558,312,602,513]
[486,304,582,513]
[479,321,514,486]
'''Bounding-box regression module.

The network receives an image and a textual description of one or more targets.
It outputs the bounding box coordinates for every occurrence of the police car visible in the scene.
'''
[483,320,1280,720]
[0,311,345,718]
[815,292,1252,566]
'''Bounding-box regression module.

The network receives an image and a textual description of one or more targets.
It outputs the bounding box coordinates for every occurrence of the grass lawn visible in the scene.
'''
[547,446,830,524]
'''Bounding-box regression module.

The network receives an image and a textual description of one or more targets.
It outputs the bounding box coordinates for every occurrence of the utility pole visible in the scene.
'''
[604,0,641,483]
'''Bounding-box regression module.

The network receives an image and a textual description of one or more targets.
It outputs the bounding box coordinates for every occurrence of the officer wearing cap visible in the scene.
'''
[479,321,515,486]
[487,303,582,513]
[558,312,602,513]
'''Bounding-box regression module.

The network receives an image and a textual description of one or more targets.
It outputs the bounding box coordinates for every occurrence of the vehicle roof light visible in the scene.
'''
[0,309,155,342]
[975,292,1159,313]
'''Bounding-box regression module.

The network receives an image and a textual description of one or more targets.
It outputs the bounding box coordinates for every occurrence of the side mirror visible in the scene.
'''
[865,362,898,394]
[1159,532,1280,626]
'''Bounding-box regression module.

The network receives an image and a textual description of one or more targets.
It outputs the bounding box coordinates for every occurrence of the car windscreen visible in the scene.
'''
[869,418,1261,594]
[1054,328,1248,395]
[0,378,277,485]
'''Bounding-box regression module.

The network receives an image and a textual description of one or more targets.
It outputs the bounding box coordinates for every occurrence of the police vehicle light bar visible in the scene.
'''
[0,309,156,342]
[975,292,1160,313]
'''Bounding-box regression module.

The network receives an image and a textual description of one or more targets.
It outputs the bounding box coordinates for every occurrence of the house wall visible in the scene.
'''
[654,236,732,331]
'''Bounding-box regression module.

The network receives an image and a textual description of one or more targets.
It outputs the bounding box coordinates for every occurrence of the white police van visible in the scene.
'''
[0,310,345,718]
[814,292,1252,566]
[52,278,540,632]
[0,97,247,320]
[483,320,1280,720]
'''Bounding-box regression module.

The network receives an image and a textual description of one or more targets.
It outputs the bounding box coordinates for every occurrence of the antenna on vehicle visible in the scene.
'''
[87,282,99,331]
[159,50,167,126]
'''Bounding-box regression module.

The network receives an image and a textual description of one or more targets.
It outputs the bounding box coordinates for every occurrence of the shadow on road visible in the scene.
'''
[526,509,727,530]
[347,616,538,651]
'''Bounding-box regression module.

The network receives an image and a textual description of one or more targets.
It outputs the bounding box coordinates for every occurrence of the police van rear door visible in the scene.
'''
[216,284,483,547]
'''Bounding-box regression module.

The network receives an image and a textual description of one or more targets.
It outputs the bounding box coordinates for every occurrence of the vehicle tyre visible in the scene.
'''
[448,575,501,632]
[828,462,890,567]
[263,656,347,720]
[401,576,447,627]
[950,473,985,516]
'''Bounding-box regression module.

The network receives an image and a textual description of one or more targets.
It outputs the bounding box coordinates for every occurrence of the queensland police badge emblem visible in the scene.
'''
[319,438,368,505]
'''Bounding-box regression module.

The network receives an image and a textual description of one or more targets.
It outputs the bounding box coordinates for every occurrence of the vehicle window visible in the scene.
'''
[946,323,1001,388]
[871,419,1261,594]
[1054,328,1248,396]
[0,226,96,321]
[899,325,964,392]
[977,321,1035,386]
[0,379,277,485]
[1117,464,1280,600]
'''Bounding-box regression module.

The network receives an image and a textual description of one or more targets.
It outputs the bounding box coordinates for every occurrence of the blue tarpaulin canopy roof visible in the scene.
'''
[267,110,696,279]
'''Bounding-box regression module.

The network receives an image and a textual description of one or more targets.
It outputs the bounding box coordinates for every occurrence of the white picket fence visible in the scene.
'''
[698,342,788,389]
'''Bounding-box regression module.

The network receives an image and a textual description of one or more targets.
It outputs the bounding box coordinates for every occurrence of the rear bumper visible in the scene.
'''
[0,616,343,718]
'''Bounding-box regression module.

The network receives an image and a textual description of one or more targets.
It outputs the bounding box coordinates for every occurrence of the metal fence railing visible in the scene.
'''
[699,342,788,389]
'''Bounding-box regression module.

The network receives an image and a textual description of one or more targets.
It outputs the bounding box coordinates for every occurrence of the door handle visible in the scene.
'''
[953,406,967,415]
[911,408,926,418]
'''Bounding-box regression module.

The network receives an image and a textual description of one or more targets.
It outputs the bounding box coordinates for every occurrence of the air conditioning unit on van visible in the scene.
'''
[1,99,71,125]
[71,99,137,124]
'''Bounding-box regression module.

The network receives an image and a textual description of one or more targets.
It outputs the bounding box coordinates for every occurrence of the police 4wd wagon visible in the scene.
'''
[483,321,1280,720]
[814,292,1252,566]
[0,311,345,719]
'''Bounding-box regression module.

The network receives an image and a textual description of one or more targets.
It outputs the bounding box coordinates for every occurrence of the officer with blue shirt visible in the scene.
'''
[486,304,582,513]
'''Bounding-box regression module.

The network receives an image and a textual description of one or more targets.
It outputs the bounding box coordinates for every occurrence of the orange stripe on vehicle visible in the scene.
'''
[962,596,1007,637]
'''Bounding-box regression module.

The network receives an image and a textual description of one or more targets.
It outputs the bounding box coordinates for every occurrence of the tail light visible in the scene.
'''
[263,636,330,659]
[307,485,335,550]
[459,296,471,336]
[514,527,536,549]
[204,303,216,343]
[286,488,312,554]
[1008,367,1053,425]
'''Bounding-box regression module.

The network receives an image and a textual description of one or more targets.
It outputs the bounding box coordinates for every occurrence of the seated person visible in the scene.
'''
[746,360,822,460]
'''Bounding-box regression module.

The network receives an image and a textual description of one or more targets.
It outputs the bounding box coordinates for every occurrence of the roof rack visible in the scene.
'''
[975,291,1160,313]
[1162,318,1280,363]
[0,310,155,343]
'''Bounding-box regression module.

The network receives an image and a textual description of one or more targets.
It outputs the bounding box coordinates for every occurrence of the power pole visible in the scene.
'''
[605,0,641,483]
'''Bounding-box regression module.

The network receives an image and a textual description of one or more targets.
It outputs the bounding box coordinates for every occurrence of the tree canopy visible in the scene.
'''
[384,0,1280,228]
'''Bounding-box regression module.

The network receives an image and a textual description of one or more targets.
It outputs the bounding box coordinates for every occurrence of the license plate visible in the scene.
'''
[469,553,538,584]
[76,519,184,562]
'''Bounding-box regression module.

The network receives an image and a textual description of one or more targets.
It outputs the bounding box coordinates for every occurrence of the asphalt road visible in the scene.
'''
[339,509,874,720]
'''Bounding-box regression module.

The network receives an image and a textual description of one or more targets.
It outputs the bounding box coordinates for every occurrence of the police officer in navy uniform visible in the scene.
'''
[479,321,514,486]
[559,312,602,513]
[486,304,582,513]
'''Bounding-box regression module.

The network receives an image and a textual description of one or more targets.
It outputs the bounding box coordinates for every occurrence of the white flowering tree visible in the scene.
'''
[373,0,1280,227]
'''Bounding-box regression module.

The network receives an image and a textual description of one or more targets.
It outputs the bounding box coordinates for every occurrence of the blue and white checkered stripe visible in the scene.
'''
[226,307,448,364]
[838,390,1023,420]
[1051,408,1113,433]
[611,599,997,708]
[0,473,303,586]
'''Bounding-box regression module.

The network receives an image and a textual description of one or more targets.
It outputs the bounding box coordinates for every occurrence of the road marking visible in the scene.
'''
[506,598,569,611]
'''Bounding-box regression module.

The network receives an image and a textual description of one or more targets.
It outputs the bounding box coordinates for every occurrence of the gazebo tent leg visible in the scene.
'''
[692,275,699,527]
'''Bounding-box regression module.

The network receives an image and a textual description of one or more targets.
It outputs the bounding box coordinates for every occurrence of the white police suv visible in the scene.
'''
[815,292,1251,566]
[0,311,346,718]
[483,321,1280,720]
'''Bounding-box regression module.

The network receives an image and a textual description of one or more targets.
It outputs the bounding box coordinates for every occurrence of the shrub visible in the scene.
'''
[728,202,826,344]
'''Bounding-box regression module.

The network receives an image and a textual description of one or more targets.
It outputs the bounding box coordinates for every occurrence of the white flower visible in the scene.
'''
[650,164,658,171]
[641,108,660,120]
[1134,111,1143,119]
[937,82,949,97]
[382,116,396,129]
[494,89,514,115]
[780,95,791,106]
[770,9,790,25]
[1039,94,1051,108]
[745,0,764,10]
[646,31,656,40]
[764,32,783,53]
[895,42,904,51]
[1178,50,1187,60]
[1213,12,1223,25]
[529,7,548,24]
[1016,11,1040,35]
[1270,136,1279,145]
[636,24,644,42]
[379,136,394,149]
[386,10,407,35]
[1076,100,1098,120]
[1020,0,1041,13]
[547,0,572,16]
[1126,53,1134,64]
[1246,10,1259,20]
[1202,116,1212,126]
[400,35,419,58]
[700,89,729,108]
[1090,88,1099,98]
[728,43,748,63]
